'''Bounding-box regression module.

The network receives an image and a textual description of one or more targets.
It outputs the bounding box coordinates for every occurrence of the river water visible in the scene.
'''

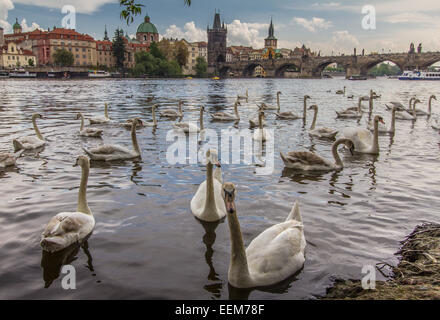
[0,78,439,300]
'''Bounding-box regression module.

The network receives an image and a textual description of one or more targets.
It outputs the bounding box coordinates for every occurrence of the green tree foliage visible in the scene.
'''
[175,42,189,67]
[133,48,182,78]
[53,48,74,67]
[28,59,34,66]
[120,0,191,25]
[368,63,401,76]
[194,57,207,77]
[112,28,126,70]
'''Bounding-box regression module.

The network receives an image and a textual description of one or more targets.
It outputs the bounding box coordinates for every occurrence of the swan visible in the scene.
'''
[173,106,204,134]
[249,106,266,128]
[76,113,103,137]
[336,97,366,119]
[146,96,155,104]
[432,118,440,131]
[190,149,226,222]
[237,89,248,102]
[211,100,241,121]
[280,138,354,171]
[89,103,110,124]
[253,112,269,142]
[40,156,95,253]
[428,95,437,116]
[13,113,46,151]
[336,86,346,95]
[308,105,339,139]
[276,95,310,120]
[83,118,142,161]
[0,150,24,169]
[261,91,282,110]
[392,102,417,120]
[222,182,306,288]
[387,97,415,112]
[413,97,434,116]
[160,100,184,118]
[367,107,396,134]
[341,115,384,154]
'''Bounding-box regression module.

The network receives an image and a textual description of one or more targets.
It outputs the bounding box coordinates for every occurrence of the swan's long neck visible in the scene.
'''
[310,107,318,130]
[77,164,91,215]
[79,114,85,131]
[227,209,252,286]
[277,93,280,110]
[390,110,396,133]
[179,101,183,117]
[234,102,240,120]
[131,123,141,156]
[303,97,308,120]
[258,113,263,130]
[32,116,44,141]
[372,119,380,153]
[332,140,344,168]
[358,98,362,113]
[152,107,157,126]
[104,103,109,119]
[429,97,434,115]
[200,108,204,131]
[202,163,219,219]
[409,98,414,110]
[369,94,373,113]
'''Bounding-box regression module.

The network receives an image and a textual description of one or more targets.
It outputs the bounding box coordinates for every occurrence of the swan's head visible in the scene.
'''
[277,91,282,95]
[304,95,311,100]
[200,106,205,112]
[222,182,236,214]
[432,95,437,101]
[340,139,355,155]
[131,118,143,127]
[235,101,241,106]
[206,149,221,167]
[308,104,318,111]
[414,99,421,106]
[152,104,159,110]
[32,113,44,120]
[75,113,82,120]
[374,115,385,124]
[74,156,90,168]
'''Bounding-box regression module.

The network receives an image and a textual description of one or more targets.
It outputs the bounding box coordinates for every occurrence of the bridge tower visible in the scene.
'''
[207,10,227,74]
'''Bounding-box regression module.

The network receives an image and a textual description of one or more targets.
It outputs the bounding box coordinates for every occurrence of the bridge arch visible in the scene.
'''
[363,59,403,74]
[275,63,301,77]
[419,58,440,70]
[313,60,346,77]
[219,66,233,78]
[243,63,265,77]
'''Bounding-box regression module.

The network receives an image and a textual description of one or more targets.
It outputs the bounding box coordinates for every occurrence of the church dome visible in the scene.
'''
[136,14,158,34]
[13,18,21,30]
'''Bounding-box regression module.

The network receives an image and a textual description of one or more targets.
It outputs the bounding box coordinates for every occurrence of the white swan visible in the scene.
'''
[367,107,396,134]
[275,95,310,120]
[144,104,159,127]
[222,182,306,288]
[387,97,415,112]
[89,103,110,124]
[261,91,282,110]
[237,89,248,102]
[336,97,368,119]
[280,138,354,171]
[0,150,24,169]
[413,98,433,116]
[341,115,384,154]
[76,113,103,137]
[173,106,204,134]
[249,106,266,128]
[40,156,95,253]
[253,112,269,142]
[211,100,241,121]
[428,95,437,116]
[13,113,46,151]
[391,102,417,120]
[191,149,226,222]
[83,118,142,161]
[160,100,184,118]
[308,105,339,139]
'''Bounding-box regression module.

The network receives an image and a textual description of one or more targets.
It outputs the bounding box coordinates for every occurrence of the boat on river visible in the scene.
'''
[88,70,110,78]
[9,69,36,78]
[399,70,440,80]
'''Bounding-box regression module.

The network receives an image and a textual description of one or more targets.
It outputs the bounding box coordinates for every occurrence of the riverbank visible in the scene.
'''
[324,223,440,300]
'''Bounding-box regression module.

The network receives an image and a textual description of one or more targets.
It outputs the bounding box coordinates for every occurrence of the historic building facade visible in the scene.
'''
[207,11,227,71]
[0,41,36,68]
[136,13,159,45]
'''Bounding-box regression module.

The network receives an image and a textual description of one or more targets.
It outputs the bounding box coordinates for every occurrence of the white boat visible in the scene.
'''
[9,69,37,78]
[399,70,440,80]
[88,70,110,78]
[0,71,9,78]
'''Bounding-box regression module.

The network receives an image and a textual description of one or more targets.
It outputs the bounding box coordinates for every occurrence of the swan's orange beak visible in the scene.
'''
[379,119,385,124]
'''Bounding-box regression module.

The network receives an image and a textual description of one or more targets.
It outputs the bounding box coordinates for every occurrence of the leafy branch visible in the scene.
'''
[120,0,192,25]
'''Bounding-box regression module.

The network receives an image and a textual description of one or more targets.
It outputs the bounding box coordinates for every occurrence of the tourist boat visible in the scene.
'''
[212,76,220,80]
[348,75,368,80]
[0,71,9,78]
[9,69,37,78]
[88,70,110,78]
[399,70,440,80]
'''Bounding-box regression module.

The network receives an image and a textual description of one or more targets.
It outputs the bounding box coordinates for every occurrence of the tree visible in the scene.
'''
[194,57,207,77]
[28,58,34,66]
[53,49,74,67]
[120,1,191,25]
[175,42,189,67]
[112,28,126,70]
[149,42,165,60]
[133,47,182,77]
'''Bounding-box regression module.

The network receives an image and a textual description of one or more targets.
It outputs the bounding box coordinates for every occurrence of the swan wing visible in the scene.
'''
[342,127,372,151]
[190,179,226,220]
[283,151,329,167]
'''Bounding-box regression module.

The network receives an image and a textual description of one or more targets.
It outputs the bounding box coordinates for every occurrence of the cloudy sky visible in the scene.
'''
[1,0,439,55]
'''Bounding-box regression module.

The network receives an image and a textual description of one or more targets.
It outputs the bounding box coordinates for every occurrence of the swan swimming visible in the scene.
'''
[89,103,110,124]
[13,113,46,151]
[76,113,103,137]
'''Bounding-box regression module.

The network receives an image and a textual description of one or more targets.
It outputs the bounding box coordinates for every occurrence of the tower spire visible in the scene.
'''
[104,25,109,40]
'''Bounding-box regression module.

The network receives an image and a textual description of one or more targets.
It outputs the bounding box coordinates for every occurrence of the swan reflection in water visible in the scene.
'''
[228,269,303,300]
[41,238,95,289]
[196,219,224,298]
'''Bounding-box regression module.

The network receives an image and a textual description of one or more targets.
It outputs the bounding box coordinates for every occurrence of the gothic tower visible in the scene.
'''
[207,11,227,69]
[264,18,277,49]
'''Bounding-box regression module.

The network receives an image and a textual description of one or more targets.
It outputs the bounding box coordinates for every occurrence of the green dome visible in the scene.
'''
[137,15,158,34]
[13,18,21,29]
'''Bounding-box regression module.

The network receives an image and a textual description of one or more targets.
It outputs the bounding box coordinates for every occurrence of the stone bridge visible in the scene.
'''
[217,52,440,78]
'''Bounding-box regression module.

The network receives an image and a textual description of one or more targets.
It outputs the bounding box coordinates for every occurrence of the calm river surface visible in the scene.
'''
[0,78,439,300]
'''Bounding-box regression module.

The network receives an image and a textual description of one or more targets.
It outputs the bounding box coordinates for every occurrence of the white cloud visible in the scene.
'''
[20,18,44,32]
[0,0,14,32]
[13,0,117,14]
[312,2,341,8]
[332,30,359,46]
[163,21,206,42]
[292,17,332,32]
[226,20,268,48]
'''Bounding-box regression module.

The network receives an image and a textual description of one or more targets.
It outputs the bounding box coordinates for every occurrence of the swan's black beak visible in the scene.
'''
[224,191,235,214]
[216,162,221,168]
